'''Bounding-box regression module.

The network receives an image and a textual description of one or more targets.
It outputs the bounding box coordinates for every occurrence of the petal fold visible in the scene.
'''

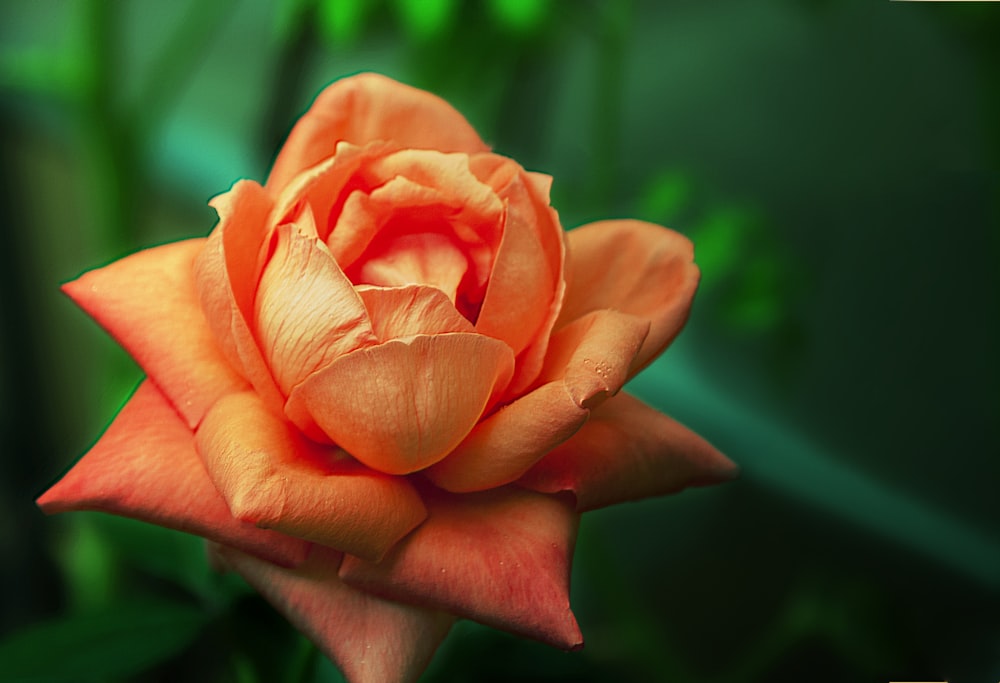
[195,180,286,414]
[339,487,582,650]
[287,334,514,475]
[196,392,426,562]
[425,309,647,492]
[559,220,699,374]
[214,543,454,683]
[267,73,490,193]
[37,381,309,567]
[61,239,247,428]
[519,392,739,511]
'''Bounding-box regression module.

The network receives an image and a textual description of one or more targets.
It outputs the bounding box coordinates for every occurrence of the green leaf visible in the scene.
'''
[637,170,693,225]
[0,601,209,682]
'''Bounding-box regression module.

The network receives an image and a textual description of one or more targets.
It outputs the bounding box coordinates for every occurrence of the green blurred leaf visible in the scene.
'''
[273,0,315,43]
[0,601,208,682]
[487,0,551,35]
[392,0,458,41]
[55,515,118,612]
[318,0,379,46]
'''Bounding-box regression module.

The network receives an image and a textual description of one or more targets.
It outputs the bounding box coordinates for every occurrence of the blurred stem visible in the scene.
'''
[286,636,319,683]
[591,0,630,215]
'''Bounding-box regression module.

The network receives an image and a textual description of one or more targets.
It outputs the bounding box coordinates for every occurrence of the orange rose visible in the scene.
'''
[39,73,736,682]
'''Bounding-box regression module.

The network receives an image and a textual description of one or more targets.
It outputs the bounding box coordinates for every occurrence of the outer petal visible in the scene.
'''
[255,220,377,395]
[559,220,700,374]
[267,73,490,193]
[339,487,582,650]
[214,544,454,683]
[470,156,565,394]
[519,392,739,511]
[356,285,474,341]
[196,392,426,562]
[195,180,286,414]
[61,239,247,428]
[425,309,648,492]
[37,381,309,567]
[287,334,514,475]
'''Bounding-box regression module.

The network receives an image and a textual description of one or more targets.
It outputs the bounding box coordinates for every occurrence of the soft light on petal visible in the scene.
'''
[196,392,426,562]
[37,381,309,567]
[214,543,454,683]
[340,487,582,650]
[519,392,739,511]
[61,239,247,428]
[559,220,699,374]
[254,219,377,395]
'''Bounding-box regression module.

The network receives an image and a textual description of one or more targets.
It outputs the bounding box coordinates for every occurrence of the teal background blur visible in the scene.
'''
[1,1,998,681]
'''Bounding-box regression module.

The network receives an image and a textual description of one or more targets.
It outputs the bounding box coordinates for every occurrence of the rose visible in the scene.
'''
[39,73,736,682]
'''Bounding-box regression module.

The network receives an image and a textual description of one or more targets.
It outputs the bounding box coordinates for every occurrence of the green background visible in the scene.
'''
[1,0,997,681]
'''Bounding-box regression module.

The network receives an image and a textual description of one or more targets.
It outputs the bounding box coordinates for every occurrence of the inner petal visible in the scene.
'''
[353,230,469,304]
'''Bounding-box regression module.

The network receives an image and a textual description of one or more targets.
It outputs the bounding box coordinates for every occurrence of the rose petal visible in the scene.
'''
[195,180,286,414]
[559,219,700,374]
[288,334,514,475]
[37,381,309,567]
[254,219,377,395]
[339,487,582,650]
[267,73,490,194]
[61,239,247,428]
[356,285,474,341]
[470,156,565,393]
[196,392,426,562]
[214,543,454,683]
[425,309,648,492]
[519,392,739,511]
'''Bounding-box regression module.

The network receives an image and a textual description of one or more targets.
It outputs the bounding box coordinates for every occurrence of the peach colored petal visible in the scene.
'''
[425,309,648,492]
[339,487,582,650]
[254,220,377,395]
[331,151,503,286]
[559,219,700,374]
[61,239,247,428]
[195,392,426,562]
[194,180,286,414]
[519,392,739,511]
[37,381,309,567]
[469,155,565,393]
[356,285,473,341]
[214,543,453,683]
[267,73,490,194]
[287,334,514,475]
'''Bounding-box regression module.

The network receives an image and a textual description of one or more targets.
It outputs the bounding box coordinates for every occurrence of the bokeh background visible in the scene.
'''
[1,0,998,681]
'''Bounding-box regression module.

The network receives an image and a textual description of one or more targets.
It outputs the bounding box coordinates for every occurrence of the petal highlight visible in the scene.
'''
[519,392,739,511]
[289,334,514,475]
[37,381,309,567]
[340,487,582,650]
[196,392,426,562]
[214,544,454,683]
[61,239,247,428]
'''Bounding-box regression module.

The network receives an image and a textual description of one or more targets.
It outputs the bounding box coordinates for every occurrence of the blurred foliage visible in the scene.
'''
[1,0,998,681]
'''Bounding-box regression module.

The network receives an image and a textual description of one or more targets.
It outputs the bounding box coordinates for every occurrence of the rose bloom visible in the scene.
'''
[39,73,736,682]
